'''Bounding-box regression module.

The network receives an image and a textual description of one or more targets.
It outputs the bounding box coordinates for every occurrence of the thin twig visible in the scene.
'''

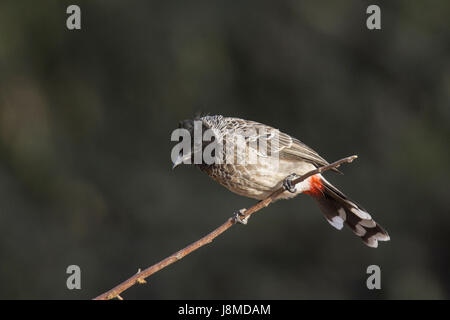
[93,155,357,300]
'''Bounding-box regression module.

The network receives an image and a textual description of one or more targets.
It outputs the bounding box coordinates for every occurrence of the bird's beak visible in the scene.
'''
[172,152,191,169]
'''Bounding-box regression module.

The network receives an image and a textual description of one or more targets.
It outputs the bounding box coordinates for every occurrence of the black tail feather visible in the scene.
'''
[312,177,390,248]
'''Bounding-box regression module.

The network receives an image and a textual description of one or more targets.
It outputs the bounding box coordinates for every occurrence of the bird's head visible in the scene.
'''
[172,116,215,169]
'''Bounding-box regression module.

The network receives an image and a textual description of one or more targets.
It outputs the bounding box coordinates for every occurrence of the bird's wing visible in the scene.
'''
[276,131,330,168]
[219,118,331,169]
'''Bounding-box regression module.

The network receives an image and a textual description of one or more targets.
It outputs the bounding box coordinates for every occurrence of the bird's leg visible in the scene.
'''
[233,208,250,225]
[283,173,298,193]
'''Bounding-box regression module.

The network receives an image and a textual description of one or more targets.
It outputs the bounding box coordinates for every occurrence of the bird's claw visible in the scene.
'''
[233,208,249,225]
[283,174,298,193]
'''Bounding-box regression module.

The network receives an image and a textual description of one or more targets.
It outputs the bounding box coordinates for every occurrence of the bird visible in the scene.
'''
[172,115,390,248]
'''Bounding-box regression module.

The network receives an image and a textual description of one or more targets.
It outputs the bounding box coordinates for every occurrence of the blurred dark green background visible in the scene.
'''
[0,0,449,299]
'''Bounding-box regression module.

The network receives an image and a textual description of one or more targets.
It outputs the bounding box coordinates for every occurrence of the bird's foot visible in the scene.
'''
[283,173,298,193]
[233,208,249,225]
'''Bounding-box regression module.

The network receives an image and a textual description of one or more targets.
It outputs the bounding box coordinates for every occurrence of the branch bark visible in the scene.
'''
[93,155,358,300]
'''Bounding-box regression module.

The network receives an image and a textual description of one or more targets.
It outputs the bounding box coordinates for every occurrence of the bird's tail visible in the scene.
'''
[306,175,390,248]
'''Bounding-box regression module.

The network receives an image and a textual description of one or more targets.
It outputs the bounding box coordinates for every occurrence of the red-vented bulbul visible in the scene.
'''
[173,115,390,248]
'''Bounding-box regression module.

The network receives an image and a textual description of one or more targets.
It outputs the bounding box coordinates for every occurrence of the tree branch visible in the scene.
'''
[93,155,358,300]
